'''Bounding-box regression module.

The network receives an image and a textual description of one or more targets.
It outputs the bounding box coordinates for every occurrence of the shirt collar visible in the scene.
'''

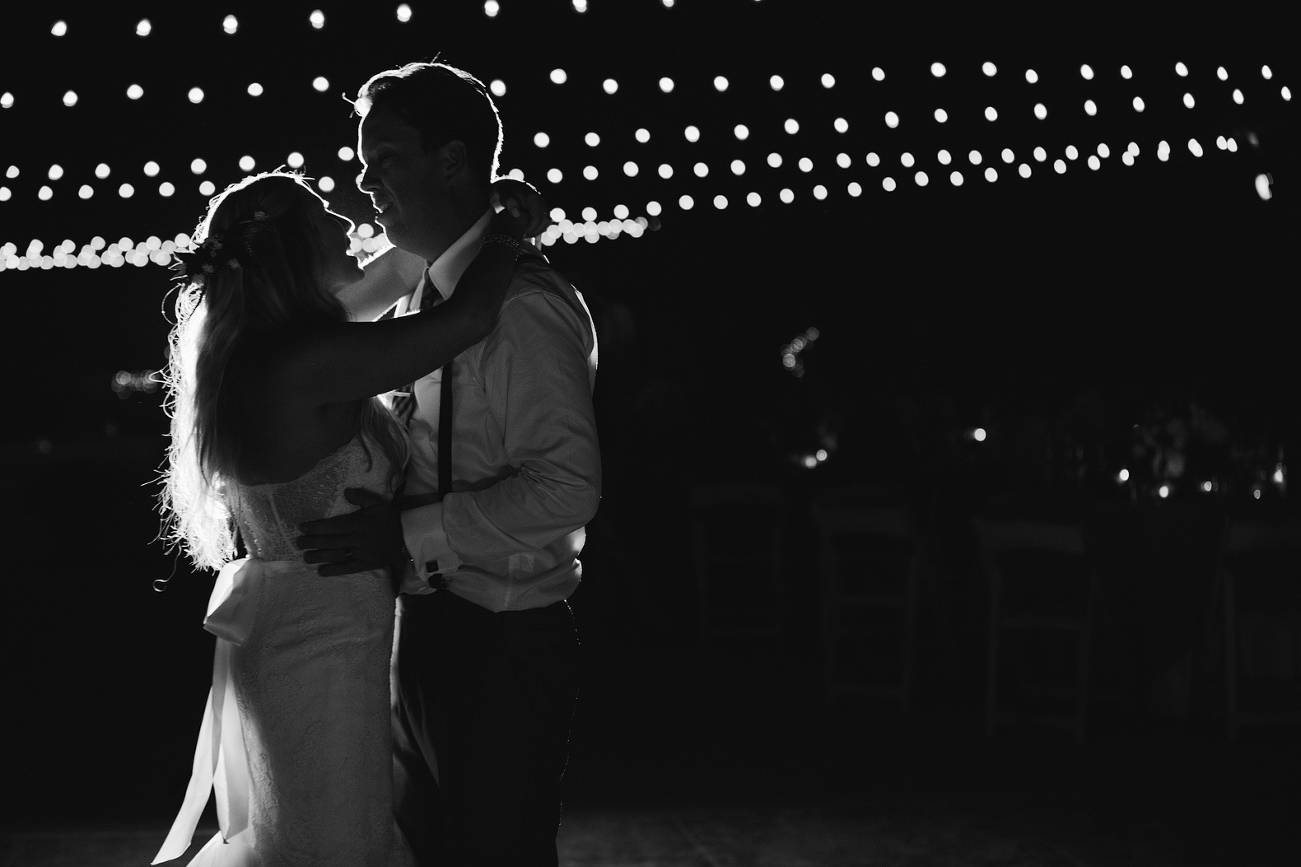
[423,208,495,302]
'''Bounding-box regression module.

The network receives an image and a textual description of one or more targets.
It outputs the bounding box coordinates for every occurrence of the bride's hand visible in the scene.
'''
[490,177,551,238]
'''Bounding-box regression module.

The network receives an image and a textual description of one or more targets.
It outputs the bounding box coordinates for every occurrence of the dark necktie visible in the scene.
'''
[390,275,439,426]
[390,275,455,500]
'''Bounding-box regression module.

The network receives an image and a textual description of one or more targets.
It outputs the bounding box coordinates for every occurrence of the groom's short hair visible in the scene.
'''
[355,61,503,189]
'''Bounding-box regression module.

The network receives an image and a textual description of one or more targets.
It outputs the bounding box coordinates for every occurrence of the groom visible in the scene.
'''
[297,61,600,866]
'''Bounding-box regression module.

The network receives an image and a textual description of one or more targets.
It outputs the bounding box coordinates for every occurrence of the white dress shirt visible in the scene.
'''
[392,210,601,611]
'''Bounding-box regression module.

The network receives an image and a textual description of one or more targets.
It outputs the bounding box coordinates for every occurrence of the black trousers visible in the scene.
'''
[393,590,580,867]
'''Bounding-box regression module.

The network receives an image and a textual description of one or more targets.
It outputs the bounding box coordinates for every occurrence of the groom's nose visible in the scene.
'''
[356,166,378,193]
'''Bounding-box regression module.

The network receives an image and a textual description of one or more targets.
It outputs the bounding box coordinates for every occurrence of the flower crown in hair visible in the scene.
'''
[169,210,271,288]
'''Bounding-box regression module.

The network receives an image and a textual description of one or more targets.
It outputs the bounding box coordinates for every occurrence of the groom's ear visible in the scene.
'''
[440,140,470,184]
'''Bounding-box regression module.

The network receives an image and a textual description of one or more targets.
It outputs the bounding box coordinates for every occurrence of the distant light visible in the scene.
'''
[847,182,862,197]
[1133,96,1145,111]
[780,188,795,203]
[931,62,946,78]
[1081,64,1094,80]
[1001,148,1014,163]
[95,164,109,179]
[872,67,885,81]
[1175,62,1188,77]
[797,157,812,172]
[571,0,587,11]
[38,186,52,201]
[1033,147,1047,162]
[1034,103,1047,120]
[770,75,784,91]
[248,82,264,97]
[1084,99,1097,116]
[1283,86,1293,101]
[551,69,568,85]
[1227,137,1238,151]
[884,111,899,128]
[901,153,915,168]
[768,152,783,168]
[882,177,896,191]
[127,84,144,100]
[78,184,93,199]
[1158,141,1171,161]
[982,62,997,77]
[833,117,848,133]
[1025,69,1039,84]
[734,124,749,140]
[286,152,304,169]
[313,76,330,93]
[617,161,635,177]
[48,164,63,181]
[136,19,151,37]
[309,9,325,29]
[714,194,728,209]
[239,155,255,172]
[646,200,662,216]
[159,182,175,197]
[784,118,799,134]
[603,78,618,95]
[582,207,597,222]
[635,128,650,143]
[1217,66,1228,81]
[1216,135,1227,150]
[973,428,987,442]
[529,132,549,149]
[747,192,762,206]
[1088,155,1100,170]
[934,108,948,123]
[985,106,998,121]
[914,171,929,186]
[1117,468,1131,483]
[188,87,204,104]
[1188,138,1203,157]
[1232,88,1243,104]
[1128,141,1140,156]
[547,168,563,184]
[1261,65,1273,79]
[119,183,135,198]
[144,161,160,177]
[397,4,413,22]
[585,132,600,147]
[51,20,67,36]
[1019,163,1031,178]
[1054,159,1066,174]
[866,153,880,167]
[489,79,506,97]
[937,150,952,165]
[1183,93,1195,109]
[679,195,694,210]
[984,167,997,182]
[949,171,963,186]
[199,180,215,196]
[318,176,335,193]
[0,93,11,109]
[63,91,78,107]
[715,76,730,92]
[484,0,500,16]
[583,165,598,180]
[1098,143,1112,159]
[968,150,982,165]
[658,163,673,179]
[691,162,709,178]
[337,146,354,161]
[223,14,238,34]
[1256,173,1273,200]
[1253,488,1262,500]
[821,73,835,88]
[1158,484,1170,499]
[731,159,746,175]
[836,153,851,168]
[659,77,674,93]
[1065,146,1078,160]
[1121,65,1133,79]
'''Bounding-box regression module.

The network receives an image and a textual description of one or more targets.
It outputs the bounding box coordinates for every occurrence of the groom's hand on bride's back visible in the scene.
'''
[296,488,408,578]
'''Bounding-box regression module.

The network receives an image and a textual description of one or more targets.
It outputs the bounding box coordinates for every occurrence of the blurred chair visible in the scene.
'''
[1218,517,1301,740]
[974,517,1099,745]
[690,483,787,640]
[810,502,922,713]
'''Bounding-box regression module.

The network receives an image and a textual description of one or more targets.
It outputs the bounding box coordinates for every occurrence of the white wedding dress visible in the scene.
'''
[156,434,414,867]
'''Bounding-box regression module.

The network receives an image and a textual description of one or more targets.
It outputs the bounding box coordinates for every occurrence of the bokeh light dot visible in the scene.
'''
[239,155,255,172]
[779,188,794,203]
[248,82,264,97]
[127,84,144,100]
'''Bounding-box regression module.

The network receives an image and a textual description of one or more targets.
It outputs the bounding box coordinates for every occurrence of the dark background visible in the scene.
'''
[2,0,1299,853]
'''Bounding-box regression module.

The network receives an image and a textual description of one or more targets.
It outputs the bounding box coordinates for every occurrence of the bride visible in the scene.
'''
[153,171,542,865]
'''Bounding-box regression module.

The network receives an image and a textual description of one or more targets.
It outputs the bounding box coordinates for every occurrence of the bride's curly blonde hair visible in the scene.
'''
[159,171,406,571]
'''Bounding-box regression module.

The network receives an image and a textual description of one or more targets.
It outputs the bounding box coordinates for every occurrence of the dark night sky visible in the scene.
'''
[1,0,1298,828]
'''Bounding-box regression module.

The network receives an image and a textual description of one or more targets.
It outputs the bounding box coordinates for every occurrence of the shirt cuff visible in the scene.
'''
[401,501,462,580]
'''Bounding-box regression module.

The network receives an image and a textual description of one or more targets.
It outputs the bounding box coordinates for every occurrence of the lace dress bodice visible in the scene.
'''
[230,435,396,563]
